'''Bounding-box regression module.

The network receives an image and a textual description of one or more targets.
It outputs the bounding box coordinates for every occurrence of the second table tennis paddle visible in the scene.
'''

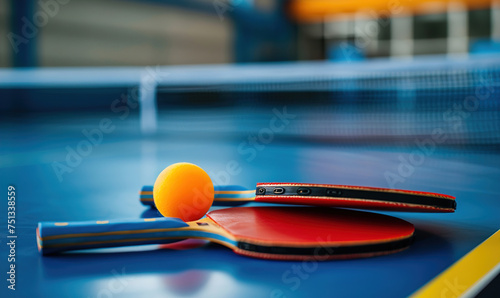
[140,183,456,212]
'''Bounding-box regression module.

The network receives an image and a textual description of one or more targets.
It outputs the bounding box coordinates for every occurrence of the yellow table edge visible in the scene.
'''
[411,229,500,297]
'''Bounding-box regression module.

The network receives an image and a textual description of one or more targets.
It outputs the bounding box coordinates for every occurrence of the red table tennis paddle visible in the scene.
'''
[37,207,415,260]
[140,183,456,212]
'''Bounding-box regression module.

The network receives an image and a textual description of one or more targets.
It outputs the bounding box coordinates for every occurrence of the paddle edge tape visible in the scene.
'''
[256,183,455,199]
[410,229,500,298]
[235,246,411,261]
[234,234,414,260]
[256,183,456,212]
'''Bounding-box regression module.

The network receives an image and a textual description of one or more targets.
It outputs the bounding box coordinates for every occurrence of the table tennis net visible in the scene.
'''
[155,60,500,147]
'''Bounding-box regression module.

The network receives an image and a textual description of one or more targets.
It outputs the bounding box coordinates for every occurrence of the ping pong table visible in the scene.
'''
[1,55,499,297]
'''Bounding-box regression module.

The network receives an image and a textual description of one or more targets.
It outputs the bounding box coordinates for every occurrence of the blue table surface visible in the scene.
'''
[1,114,500,298]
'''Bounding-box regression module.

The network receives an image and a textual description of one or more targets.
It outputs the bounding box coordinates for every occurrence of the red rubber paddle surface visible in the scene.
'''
[206,207,415,260]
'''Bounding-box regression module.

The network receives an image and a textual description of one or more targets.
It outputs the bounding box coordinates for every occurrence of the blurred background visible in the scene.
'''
[1,1,500,297]
[1,0,499,147]
[1,0,499,67]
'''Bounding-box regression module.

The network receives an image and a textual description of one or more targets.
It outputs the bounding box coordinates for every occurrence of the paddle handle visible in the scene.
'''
[140,185,252,207]
[37,217,189,255]
[139,185,155,207]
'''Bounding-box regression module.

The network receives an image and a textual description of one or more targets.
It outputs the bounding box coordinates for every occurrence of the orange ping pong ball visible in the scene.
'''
[153,162,214,222]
